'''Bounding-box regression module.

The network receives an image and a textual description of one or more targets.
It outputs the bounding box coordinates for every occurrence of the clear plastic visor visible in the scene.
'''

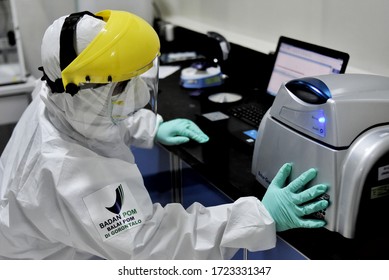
[140,56,159,114]
[109,57,159,124]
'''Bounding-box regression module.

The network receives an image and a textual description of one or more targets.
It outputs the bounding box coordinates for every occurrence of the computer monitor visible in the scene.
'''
[266,36,349,97]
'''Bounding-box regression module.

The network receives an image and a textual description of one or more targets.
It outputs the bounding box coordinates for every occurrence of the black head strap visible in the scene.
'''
[40,11,102,96]
[59,11,99,71]
[39,66,65,93]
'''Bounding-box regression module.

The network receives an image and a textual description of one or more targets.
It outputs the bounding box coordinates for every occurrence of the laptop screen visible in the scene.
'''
[266,36,349,96]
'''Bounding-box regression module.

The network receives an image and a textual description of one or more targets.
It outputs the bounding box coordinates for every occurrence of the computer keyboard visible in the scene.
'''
[228,103,268,128]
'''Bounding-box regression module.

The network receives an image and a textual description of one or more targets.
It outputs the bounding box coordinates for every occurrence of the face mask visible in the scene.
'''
[110,77,151,123]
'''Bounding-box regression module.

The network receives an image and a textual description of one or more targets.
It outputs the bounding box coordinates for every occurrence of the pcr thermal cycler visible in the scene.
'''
[252,74,389,238]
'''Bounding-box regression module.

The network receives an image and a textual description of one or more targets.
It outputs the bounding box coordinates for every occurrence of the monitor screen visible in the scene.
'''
[266,37,349,96]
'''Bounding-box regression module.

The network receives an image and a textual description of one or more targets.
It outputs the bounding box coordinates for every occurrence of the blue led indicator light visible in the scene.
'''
[318,117,326,123]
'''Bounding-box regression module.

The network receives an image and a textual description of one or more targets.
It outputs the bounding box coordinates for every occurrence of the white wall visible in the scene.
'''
[13,0,389,77]
[13,0,77,78]
[155,0,389,76]
[77,0,154,24]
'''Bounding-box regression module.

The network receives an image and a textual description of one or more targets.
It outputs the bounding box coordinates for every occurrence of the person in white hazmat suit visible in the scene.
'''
[0,10,329,259]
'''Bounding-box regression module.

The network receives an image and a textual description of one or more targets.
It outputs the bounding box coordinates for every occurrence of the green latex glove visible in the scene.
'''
[262,163,329,232]
[156,118,209,146]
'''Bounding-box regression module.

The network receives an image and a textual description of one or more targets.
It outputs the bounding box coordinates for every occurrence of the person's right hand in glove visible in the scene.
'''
[262,163,329,232]
[155,118,209,146]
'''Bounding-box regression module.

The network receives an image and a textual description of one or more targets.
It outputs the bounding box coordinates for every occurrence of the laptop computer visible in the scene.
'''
[224,36,349,147]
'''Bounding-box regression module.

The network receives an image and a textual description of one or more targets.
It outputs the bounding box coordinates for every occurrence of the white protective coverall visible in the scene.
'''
[0,14,276,260]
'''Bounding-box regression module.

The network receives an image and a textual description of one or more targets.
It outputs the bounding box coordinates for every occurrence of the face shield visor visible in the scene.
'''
[60,10,160,95]
[109,56,159,124]
[43,10,161,144]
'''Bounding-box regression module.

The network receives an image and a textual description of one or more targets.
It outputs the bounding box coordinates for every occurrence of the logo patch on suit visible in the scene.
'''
[106,184,124,214]
[83,182,144,240]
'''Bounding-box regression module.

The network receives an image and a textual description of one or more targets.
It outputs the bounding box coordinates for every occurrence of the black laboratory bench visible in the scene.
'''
[155,24,389,260]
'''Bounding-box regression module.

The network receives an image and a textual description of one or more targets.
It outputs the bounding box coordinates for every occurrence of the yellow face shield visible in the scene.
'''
[61,10,160,93]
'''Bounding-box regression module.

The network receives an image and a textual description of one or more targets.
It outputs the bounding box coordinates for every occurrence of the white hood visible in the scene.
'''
[39,14,158,161]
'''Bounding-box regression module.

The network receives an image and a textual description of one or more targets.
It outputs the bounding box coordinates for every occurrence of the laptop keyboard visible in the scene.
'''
[228,103,268,128]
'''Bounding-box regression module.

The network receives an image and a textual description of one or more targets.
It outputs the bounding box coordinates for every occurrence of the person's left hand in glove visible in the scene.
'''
[156,118,209,146]
[262,163,329,232]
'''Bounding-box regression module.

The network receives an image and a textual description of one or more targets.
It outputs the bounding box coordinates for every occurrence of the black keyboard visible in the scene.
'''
[228,103,268,128]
